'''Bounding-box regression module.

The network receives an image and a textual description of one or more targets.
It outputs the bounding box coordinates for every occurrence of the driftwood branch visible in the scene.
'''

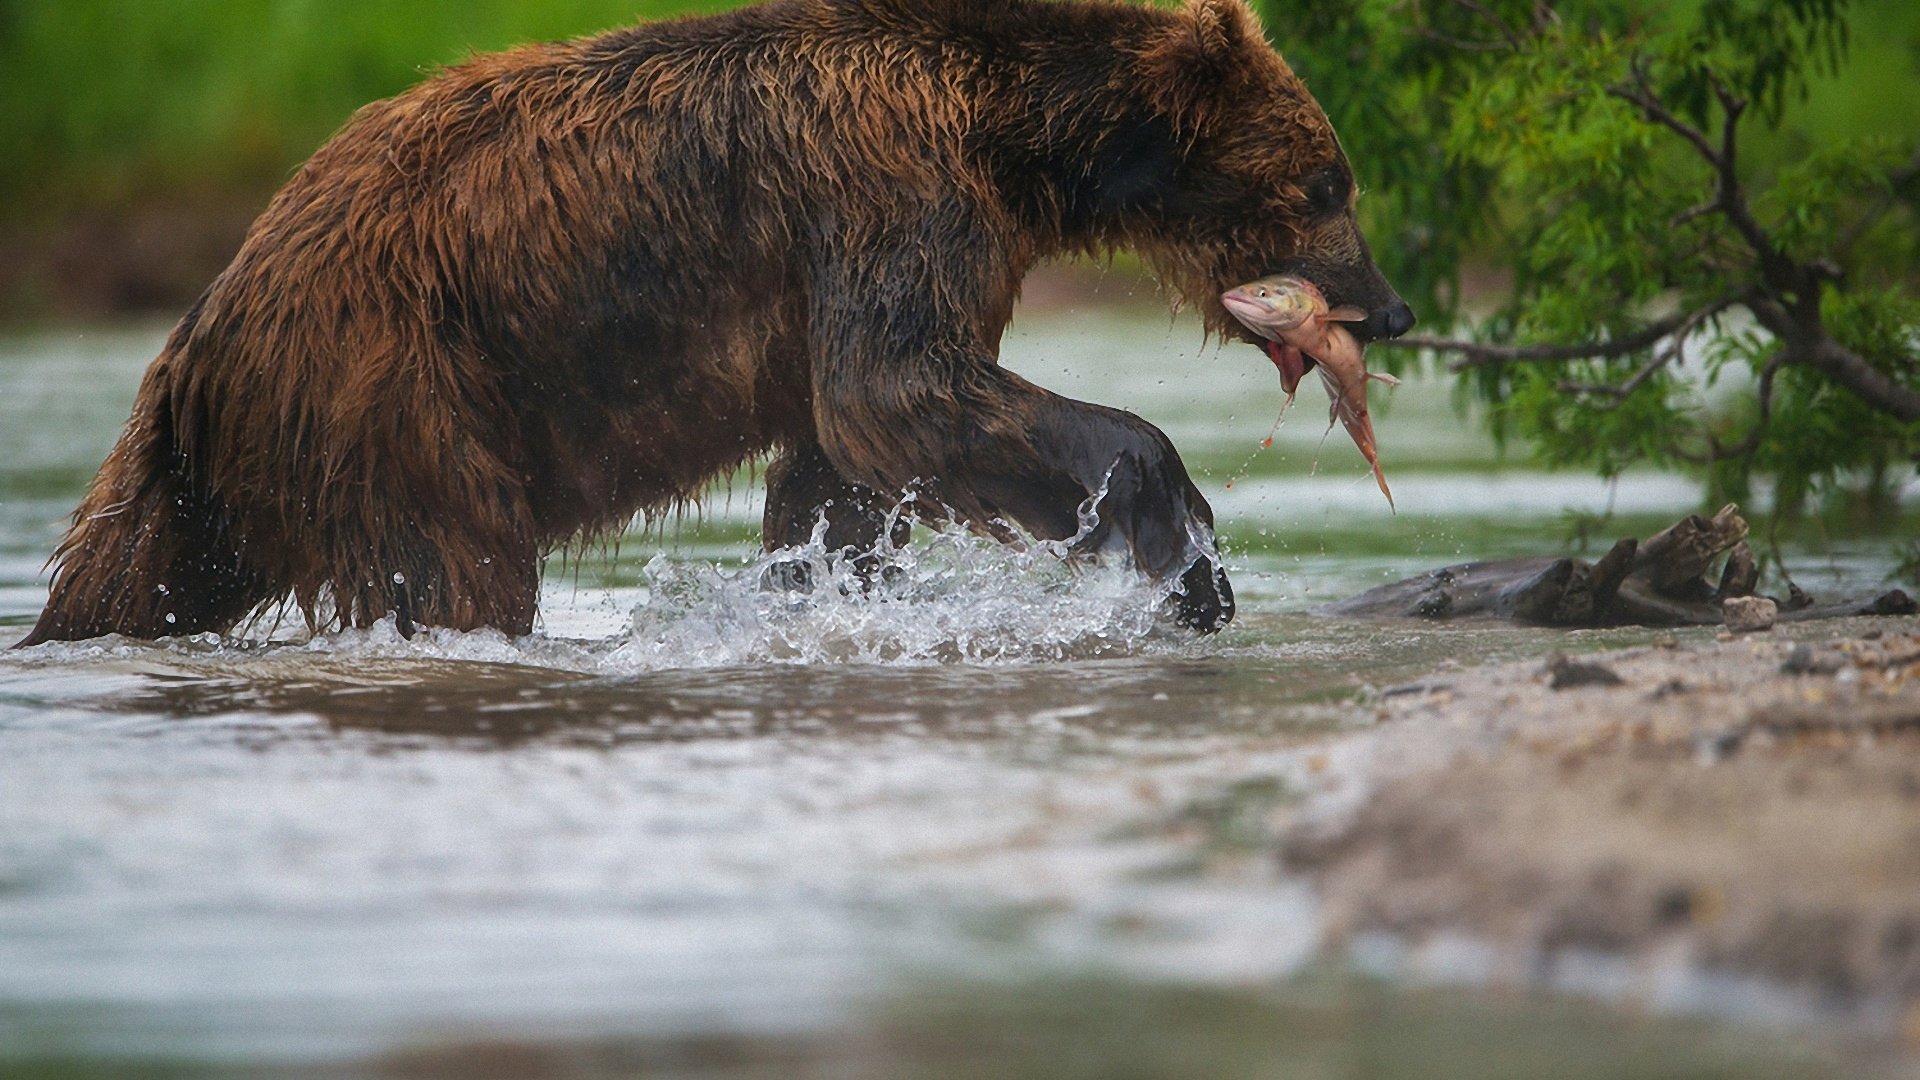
[1322,504,1915,628]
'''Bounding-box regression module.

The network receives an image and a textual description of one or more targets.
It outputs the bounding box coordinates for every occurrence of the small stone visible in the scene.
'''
[1649,677,1690,699]
[1722,595,1777,633]
[1780,643,1844,676]
[1544,651,1624,690]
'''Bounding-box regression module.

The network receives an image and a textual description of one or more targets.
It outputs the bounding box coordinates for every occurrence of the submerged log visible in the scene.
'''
[1319,505,1916,628]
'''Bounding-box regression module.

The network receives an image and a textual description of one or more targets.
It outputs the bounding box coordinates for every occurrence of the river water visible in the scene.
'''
[0,314,1910,1075]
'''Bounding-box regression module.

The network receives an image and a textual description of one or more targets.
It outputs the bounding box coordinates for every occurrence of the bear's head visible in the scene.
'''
[1129,0,1413,346]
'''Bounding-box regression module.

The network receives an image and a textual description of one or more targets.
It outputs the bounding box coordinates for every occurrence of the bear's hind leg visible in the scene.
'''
[315,506,543,639]
[18,423,274,647]
[761,441,909,591]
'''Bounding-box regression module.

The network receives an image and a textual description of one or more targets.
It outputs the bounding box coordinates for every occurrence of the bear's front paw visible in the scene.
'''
[1168,556,1234,633]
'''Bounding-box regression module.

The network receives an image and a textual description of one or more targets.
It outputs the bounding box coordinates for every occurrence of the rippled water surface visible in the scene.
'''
[1,316,1911,1074]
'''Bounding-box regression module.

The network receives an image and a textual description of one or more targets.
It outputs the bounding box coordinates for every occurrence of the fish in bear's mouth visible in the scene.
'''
[1218,273,1399,509]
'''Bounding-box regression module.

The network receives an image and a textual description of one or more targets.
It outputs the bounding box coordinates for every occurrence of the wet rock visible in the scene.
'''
[1722,595,1777,633]
[1869,589,1917,616]
[1544,651,1624,690]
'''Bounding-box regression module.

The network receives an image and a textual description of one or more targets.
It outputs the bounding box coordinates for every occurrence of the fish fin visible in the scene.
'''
[1325,306,1368,323]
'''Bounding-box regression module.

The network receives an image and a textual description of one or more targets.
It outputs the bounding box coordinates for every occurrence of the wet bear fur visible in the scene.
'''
[21,0,1407,646]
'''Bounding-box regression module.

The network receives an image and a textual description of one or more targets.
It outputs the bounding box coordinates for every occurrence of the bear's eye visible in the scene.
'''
[1304,168,1352,215]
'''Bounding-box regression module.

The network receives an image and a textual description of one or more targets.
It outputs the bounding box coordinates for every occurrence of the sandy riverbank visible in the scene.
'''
[1280,616,1920,1035]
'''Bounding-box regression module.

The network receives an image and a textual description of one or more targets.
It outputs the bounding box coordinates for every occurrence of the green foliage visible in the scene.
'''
[1260,0,1920,523]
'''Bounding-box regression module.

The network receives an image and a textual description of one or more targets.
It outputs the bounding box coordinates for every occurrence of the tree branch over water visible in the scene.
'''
[1378,56,1920,429]
[1381,303,1728,375]
[1835,146,1920,261]
[1383,311,1680,369]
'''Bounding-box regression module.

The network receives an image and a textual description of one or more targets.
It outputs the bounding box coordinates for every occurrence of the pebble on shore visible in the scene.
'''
[1722,595,1778,633]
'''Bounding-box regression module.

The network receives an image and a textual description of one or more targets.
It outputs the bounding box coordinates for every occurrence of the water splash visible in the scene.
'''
[7,500,1199,672]
[612,511,1183,669]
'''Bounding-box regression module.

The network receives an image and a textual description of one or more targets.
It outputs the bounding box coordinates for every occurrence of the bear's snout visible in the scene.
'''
[1356,300,1416,342]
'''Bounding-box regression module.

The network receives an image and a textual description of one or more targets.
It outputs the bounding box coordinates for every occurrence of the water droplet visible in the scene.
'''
[156,583,169,595]
[392,572,406,585]
[164,613,176,625]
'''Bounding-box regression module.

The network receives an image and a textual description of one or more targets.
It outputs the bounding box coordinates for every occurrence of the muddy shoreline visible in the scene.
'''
[1278,616,1920,1035]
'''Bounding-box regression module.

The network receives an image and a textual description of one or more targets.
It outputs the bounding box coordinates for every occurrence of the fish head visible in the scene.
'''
[1218,274,1321,340]
[1220,274,1350,394]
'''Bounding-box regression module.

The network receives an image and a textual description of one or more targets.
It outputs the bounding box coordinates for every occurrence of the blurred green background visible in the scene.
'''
[0,1,738,319]
[0,2,739,213]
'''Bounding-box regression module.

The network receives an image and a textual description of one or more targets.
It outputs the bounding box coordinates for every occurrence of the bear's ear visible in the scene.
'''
[1189,0,1255,59]
[1142,0,1263,128]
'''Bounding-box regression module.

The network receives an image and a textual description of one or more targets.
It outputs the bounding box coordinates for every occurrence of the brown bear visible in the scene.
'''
[19,0,1411,647]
